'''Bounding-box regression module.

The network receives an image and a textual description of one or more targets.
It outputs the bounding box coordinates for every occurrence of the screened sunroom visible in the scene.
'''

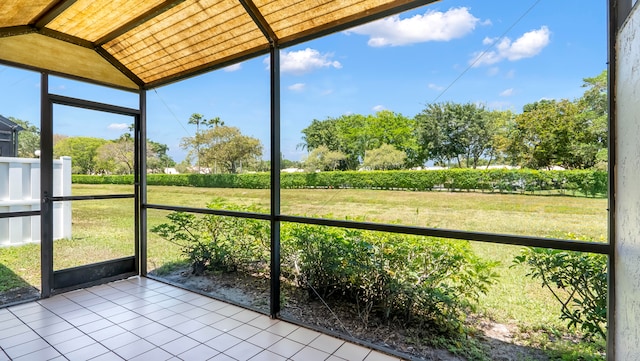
[0,0,639,360]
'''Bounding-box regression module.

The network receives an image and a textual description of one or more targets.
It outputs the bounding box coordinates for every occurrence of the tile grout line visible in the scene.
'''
[51,280,245,359]
[5,278,397,361]
[0,345,10,360]
[5,306,71,361]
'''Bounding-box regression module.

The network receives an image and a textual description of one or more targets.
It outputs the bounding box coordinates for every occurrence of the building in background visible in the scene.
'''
[0,115,22,157]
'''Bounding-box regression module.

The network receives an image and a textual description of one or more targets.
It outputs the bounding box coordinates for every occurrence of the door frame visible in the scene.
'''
[40,74,142,297]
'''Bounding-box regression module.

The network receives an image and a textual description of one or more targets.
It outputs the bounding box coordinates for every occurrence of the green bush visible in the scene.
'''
[73,174,135,184]
[281,224,497,334]
[151,200,497,337]
[74,169,608,197]
[513,244,607,341]
[150,199,269,275]
[281,224,496,333]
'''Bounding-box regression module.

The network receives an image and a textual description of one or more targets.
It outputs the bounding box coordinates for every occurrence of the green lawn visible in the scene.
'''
[1,184,608,353]
[147,185,607,240]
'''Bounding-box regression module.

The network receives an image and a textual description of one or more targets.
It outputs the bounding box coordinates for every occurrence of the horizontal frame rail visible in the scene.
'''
[145,203,271,221]
[49,94,140,116]
[0,210,41,219]
[280,216,612,255]
[144,203,611,255]
[50,194,135,202]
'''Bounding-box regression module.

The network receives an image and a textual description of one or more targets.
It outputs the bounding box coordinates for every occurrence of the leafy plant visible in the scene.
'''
[153,198,497,338]
[513,246,607,341]
[74,168,608,197]
[151,199,269,275]
[281,223,498,335]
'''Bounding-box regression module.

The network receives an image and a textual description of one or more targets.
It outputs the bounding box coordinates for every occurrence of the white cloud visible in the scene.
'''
[505,69,516,79]
[487,67,500,76]
[482,36,496,45]
[471,26,551,67]
[288,83,305,91]
[269,48,342,75]
[480,19,493,26]
[372,105,386,112]
[348,7,479,47]
[428,83,444,91]
[223,63,241,72]
[499,88,514,97]
[108,123,128,131]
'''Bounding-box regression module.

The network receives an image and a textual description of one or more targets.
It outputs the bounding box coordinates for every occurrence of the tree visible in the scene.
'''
[503,71,607,170]
[94,132,174,174]
[8,117,40,158]
[506,100,580,169]
[299,118,341,152]
[300,111,417,170]
[281,157,302,169]
[362,144,406,170]
[484,109,514,167]
[181,125,262,174]
[95,134,135,174]
[147,140,176,173]
[300,115,359,169]
[415,102,497,168]
[303,145,346,171]
[187,113,225,172]
[580,70,607,118]
[575,70,608,169]
[53,136,108,174]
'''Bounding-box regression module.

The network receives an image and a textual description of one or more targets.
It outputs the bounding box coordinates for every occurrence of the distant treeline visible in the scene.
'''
[73,169,607,197]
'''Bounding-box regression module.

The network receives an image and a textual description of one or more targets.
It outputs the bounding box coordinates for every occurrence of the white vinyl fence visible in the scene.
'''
[0,156,72,246]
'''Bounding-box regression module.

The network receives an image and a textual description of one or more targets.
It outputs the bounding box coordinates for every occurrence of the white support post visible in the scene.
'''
[60,156,72,239]
[8,161,26,245]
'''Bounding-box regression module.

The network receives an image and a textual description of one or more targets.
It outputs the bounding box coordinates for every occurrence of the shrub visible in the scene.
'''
[151,199,497,337]
[150,199,269,275]
[513,245,607,341]
[73,169,608,197]
[281,223,498,334]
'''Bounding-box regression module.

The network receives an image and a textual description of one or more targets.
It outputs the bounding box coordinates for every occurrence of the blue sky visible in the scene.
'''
[0,0,608,162]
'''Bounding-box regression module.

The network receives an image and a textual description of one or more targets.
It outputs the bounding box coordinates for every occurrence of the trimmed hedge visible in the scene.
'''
[72,168,608,197]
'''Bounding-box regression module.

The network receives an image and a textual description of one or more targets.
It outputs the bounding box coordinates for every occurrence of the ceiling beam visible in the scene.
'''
[238,0,278,45]
[95,47,145,88]
[94,0,186,46]
[0,25,37,39]
[33,0,78,29]
[39,28,93,48]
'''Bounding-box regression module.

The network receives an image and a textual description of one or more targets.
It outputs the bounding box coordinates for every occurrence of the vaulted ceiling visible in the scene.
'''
[0,0,437,90]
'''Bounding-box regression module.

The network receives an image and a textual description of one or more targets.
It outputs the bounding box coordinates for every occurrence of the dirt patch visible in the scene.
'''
[0,286,40,307]
[151,266,550,361]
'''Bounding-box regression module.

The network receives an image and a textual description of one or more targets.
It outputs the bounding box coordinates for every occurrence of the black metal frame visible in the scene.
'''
[38,78,142,295]
[0,1,624,359]
[141,2,620,359]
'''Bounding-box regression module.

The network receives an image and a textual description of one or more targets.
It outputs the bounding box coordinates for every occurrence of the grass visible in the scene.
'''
[0,183,608,358]
[148,185,607,239]
[0,246,39,292]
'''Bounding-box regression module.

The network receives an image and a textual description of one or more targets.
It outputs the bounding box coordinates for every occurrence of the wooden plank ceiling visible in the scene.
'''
[0,0,436,90]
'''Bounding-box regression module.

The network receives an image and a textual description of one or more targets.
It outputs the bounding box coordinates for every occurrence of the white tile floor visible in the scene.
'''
[0,277,404,361]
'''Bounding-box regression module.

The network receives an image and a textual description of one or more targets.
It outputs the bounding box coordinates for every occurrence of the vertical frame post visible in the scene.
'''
[40,73,53,298]
[606,0,618,359]
[139,90,148,276]
[269,45,281,318]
